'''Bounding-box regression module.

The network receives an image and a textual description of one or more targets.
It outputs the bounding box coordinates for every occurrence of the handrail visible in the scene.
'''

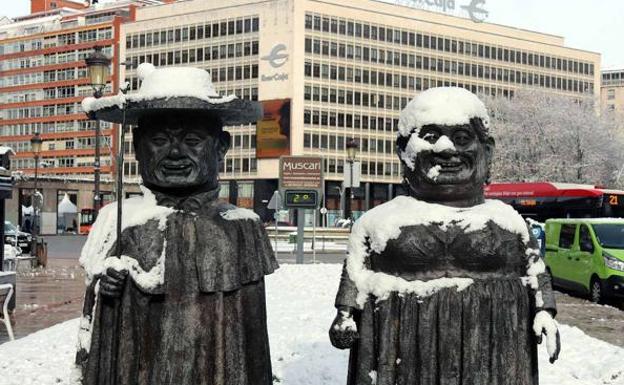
[0,283,15,340]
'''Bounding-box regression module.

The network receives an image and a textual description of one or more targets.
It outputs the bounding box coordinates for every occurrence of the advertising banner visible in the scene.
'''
[256,99,291,158]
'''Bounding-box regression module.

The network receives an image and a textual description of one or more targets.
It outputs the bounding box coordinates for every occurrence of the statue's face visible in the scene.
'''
[135,113,229,191]
[402,123,493,201]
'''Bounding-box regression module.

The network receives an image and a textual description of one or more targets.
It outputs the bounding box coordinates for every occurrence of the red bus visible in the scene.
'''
[484,182,624,221]
[80,208,96,234]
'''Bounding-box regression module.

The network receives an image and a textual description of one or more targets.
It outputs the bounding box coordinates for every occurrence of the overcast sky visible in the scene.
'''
[3,0,623,69]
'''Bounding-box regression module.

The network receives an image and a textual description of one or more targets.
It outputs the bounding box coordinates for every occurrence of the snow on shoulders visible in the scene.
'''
[398,87,490,137]
[79,186,175,283]
[0,146,15,155]
[355,195,528,254]
[346,196,529,305]
[220,206,260,221]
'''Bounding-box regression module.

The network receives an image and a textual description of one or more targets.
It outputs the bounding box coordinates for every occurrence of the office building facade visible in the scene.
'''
[0,1,172,178]
[0,0,167,233]
[602,69,624,114]
[83,0,606,222]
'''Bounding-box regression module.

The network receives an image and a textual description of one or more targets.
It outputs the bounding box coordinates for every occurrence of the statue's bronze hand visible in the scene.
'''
[100,268,128,298]
[329,307,359,349]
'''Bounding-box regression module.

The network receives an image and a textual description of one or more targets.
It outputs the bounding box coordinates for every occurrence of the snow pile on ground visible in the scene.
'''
[1,264,624,384]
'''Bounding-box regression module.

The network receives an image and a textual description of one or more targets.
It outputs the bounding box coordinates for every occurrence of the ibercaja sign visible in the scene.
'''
[279,156,323,208]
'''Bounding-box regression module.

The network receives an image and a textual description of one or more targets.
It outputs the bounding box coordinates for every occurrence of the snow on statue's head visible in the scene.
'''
[396,87,495,206]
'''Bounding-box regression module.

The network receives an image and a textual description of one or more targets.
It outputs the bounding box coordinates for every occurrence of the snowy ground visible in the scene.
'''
[1,264,623,385]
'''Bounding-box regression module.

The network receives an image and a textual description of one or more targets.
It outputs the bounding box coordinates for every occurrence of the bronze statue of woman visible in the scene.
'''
[329,87,560,385]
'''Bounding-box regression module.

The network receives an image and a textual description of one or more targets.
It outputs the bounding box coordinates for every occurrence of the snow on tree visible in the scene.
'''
[483,89,624,187]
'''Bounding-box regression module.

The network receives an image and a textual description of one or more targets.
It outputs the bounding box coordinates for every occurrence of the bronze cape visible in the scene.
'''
[76,189,279,385]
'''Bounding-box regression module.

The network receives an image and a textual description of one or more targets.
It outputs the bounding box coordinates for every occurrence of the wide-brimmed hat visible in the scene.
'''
[81,63,262,126]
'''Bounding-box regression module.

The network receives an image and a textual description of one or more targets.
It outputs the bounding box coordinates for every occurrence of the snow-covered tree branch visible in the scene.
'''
[483,89,624,187]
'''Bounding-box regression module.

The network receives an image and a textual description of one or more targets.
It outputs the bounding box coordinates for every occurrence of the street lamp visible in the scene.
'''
[30,132,42,252]
[86,45,111,218]
[344,138,359,224]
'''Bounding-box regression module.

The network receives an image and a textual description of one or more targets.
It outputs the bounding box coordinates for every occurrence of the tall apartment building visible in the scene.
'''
[0,0,166,178]
[602,69,624,114]
[116,0,602,222]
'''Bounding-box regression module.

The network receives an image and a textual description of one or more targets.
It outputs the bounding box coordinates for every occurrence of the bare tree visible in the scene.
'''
[484,89,624,187]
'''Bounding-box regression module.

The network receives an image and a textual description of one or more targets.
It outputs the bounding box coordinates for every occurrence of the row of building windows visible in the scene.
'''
[125,40,259,68]
[304,132,394,155]
[0,67,88,88]
[0,46,112,73]
[305,44,594,94]
[303,150,400,178]
[46,136,111,151]
[123,155,258,179]
[45,45,112,66]
[0,120,110,137]
[84,12,117,26]
[0,71,42,87]
[304,13,594,76]
[0,56,43,71]
[1,90,39,104]
[0,27,112,56]
[10,155,113,170]
[45,27,112,48]
[222,157,257,174]
[305,86,411,111]
[304,109,400,132]
[1,83,112,105]
[125,17,260,49]
[2,136,111,153]
[0,39,42,55]
[2,102,84,120]
[304,80,516,114]
[602,71,624,87]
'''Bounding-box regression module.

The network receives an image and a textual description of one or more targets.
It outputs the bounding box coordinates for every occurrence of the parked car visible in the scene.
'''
[4,221,32,254]
[544,218,624,303]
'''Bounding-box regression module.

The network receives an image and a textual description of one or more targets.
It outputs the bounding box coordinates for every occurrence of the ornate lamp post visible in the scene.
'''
[30,132,42,252]
[344,138,358,224]
[85,45,111,218]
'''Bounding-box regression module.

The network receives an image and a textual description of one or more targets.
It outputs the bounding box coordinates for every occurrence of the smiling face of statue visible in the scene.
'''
[134,112,230,194]
[401,119,494,207]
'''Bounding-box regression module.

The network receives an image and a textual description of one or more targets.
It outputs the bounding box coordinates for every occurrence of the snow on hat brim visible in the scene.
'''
[82,64,262,126]
[89,96,262,126]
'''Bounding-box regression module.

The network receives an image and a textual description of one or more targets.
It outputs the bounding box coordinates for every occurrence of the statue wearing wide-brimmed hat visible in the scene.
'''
[75,63,278,385]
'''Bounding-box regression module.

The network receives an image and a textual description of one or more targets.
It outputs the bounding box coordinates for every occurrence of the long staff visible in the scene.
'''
[101,101,126,385]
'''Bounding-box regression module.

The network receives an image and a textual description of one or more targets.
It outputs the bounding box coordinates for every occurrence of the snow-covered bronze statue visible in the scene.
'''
[329,87,560,385]
[75,64,278,385]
